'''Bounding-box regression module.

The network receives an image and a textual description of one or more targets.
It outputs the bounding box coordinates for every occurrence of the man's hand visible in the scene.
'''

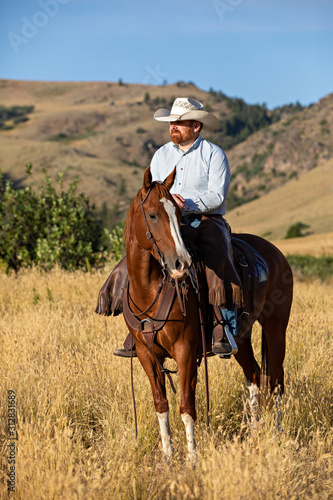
[172,193,185,212]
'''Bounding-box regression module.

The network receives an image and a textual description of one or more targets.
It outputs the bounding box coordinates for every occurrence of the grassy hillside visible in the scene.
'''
[1,79,332,226]
[0,268,332,498]
[226,93,333,207]
[273,232,333,258]
[227,158,333,241]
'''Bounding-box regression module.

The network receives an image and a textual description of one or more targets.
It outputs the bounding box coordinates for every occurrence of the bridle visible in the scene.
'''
[139,185,167,272]
[139,185,188,317]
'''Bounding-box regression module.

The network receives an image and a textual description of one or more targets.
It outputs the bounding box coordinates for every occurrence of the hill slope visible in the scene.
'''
[0,79,332,228]
[227,158,333,241]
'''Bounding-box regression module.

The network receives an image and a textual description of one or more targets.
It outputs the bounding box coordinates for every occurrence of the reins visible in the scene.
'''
[124,274,178,392]
[192,264,210,427]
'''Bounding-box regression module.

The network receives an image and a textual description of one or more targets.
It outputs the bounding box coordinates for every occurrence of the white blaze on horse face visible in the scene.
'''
[157,411,173,459]
[181,413,196,461]
[160,197,192,269]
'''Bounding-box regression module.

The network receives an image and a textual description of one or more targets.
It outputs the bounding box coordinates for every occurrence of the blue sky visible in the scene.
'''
[1,0,332,108]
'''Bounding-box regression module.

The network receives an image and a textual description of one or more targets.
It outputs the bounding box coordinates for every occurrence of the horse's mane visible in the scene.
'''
[124,181,173,243]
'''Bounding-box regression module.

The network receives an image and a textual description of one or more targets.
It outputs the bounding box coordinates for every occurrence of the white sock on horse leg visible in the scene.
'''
[245,377,259,424]
[157,411,173,459]
[181,413,196,461]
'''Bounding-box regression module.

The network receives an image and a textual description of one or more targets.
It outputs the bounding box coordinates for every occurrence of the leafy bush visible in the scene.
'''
[0,165,108,272]
[285,222,310,239]
[287,254,333,281]
[104,222,125,262]
[0,105,34,130]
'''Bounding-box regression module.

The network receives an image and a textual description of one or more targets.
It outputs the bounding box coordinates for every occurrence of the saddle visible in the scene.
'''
[232,236,268,312]
[185,236,268,346]
[95,237,268,323]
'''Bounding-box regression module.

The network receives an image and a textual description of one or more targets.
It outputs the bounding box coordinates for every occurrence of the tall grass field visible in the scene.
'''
[1,266,332,499]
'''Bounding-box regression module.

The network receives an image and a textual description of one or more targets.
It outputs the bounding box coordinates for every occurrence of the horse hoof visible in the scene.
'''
[186,451,197,468]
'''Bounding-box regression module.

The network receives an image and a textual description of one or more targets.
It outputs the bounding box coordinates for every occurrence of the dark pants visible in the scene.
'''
[181,214,242,309]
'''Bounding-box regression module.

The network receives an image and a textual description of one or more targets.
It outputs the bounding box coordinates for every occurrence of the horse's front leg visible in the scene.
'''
[135,342,173,460]
[157,411,173,460]
[174,341,198,462]
[181,413,196,461]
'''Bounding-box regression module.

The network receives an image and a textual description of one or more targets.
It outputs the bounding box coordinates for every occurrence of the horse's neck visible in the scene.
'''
[127,243,161,295]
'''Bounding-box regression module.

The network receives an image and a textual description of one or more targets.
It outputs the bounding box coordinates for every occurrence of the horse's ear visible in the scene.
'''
[143,167,152,190]
[163,166,176,191]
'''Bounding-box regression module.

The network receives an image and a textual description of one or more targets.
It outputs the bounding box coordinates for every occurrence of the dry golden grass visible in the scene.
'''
[1,267,333,499]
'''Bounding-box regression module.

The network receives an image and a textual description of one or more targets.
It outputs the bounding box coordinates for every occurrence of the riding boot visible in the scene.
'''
[212,307,238,355]
[113,332,137,358]
[211,322,231,354]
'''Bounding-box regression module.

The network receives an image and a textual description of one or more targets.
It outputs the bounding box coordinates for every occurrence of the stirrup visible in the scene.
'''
[219,325,238,358]
[113,347,137,358]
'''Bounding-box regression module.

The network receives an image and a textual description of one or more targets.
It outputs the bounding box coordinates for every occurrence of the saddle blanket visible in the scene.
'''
[232,238,269,287]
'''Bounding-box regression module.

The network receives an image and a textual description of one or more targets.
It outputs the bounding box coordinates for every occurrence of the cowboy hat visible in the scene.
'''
[153,97,218,131]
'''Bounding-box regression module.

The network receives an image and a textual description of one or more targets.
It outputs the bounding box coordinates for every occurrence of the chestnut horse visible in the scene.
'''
[119,167,293,460]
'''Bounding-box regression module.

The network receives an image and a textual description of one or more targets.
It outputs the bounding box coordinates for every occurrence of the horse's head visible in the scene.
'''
[127,167,192,280]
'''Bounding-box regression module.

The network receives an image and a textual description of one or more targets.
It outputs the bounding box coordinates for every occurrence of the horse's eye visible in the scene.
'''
[149,213,157,221]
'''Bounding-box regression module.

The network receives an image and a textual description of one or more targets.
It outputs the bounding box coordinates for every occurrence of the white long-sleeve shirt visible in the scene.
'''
[150,135,230,215]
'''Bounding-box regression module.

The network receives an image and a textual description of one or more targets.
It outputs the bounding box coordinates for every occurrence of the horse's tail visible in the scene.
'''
[261,330,271,388]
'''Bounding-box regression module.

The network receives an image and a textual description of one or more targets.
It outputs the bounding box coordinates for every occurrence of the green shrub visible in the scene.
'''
[104,222,125,262]
[287,254,333,281]
[0,105,34,130]
[285,222,310,239]
[0,165,108,272]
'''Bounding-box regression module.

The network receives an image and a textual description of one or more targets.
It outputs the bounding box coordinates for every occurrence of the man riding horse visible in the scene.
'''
[98,97,243,356]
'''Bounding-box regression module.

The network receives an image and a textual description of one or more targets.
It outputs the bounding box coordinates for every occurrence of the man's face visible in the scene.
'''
[169,120,201,145]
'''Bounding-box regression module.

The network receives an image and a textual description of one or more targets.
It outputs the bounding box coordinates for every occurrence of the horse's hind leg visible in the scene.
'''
[245,376,260,425]
[234,336,261,424]
[261,318,288,431]
[261,320,287,395]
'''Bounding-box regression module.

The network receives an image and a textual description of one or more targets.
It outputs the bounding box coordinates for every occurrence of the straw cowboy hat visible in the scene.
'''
[153,97,218,131]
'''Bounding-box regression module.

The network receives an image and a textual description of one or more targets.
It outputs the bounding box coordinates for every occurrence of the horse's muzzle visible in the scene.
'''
[168,256,191,280]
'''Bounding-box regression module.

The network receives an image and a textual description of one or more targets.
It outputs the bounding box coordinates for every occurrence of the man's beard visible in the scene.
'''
[170,127,195,145]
